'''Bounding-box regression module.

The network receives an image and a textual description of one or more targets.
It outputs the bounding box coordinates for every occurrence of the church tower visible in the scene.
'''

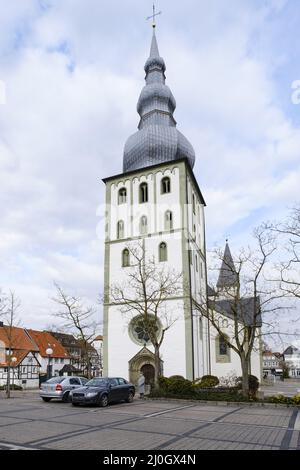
[102,27,209,383]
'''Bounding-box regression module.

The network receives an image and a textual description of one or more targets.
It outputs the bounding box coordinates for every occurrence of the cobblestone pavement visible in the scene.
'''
[261,379,300,397]
[0,393,299,450]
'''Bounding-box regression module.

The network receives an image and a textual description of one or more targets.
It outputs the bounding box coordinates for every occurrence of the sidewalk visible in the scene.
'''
[0,389,39,400]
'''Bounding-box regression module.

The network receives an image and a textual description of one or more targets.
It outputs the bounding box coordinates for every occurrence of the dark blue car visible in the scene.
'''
[70,377,135,407]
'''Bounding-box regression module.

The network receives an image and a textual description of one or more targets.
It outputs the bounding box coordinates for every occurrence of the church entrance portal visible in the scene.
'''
[141,363,155,387]
[128,347,163,390]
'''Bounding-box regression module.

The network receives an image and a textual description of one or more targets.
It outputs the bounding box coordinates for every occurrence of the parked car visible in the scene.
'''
[40,376,88,402]
[71,377,135,407]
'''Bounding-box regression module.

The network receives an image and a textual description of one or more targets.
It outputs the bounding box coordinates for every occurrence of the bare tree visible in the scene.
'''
[109,242,183,386]
[51,283,98,378]
[193,227,287,398]
[0,291,21,398]
[267,204,300,299]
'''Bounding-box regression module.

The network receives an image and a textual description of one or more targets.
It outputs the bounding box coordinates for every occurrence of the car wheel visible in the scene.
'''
[72,402,80,407]
[125,392,134,403]
[98,394,108,407]
[42,397,51,402]
[62,392,70,403]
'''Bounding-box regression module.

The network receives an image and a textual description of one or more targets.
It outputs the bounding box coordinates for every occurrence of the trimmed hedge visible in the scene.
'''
[267,394,300,405]
[0,384,23,391]
[193,375,219,389]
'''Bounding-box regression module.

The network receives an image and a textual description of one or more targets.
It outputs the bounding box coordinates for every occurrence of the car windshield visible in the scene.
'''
[85,378,108,387]
[46,377,65,384]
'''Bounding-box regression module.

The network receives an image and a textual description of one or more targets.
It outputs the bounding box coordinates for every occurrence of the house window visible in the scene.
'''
[55,358,58,364]
[140,216,148,235]
[164,211,173,231]
[122,248,130,267]
[61,358,64,364]
[118,188,127,204]
[117,220,124,239]
[139,183,148,203]
[161,177,171,194]
[159,242,168,262]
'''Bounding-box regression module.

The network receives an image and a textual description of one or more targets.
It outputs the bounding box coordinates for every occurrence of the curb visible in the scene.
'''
[145,397,300,409]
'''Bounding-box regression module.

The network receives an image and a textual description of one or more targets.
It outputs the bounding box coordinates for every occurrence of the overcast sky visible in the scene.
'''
[0,0,299,337]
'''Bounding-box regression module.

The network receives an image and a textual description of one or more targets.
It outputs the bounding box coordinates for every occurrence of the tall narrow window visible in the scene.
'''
[161,177,171,194]
[117,220,124,239]
[139,183,148,203]
[195,254,198,272]
[122,249,130,267]
[118,188,127,204]
[219,335,228,356]
[164,210,173,231]
[140,216,148,235]
[192,194,196,214]
[159,242,168,262]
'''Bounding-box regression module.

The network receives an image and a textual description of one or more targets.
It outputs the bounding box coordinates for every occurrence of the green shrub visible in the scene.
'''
[0,384,23,391]
[158,376,170,392]
[167,376,193,395]
[157,375,193,395]
[235,375,259,396]
[193,375,219,389]
[268,394,292,405]
[199,375,219,388]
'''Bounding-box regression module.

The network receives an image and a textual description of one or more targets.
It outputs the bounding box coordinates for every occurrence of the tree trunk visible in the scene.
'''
[6,365,11,399]
[241,356,249,399]
[154,345,161,389]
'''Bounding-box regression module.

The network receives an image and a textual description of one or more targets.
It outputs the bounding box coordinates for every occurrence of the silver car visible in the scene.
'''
[40,376,88,403]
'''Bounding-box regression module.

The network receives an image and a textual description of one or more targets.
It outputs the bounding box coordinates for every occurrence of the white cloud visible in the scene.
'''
[0,0,299,335]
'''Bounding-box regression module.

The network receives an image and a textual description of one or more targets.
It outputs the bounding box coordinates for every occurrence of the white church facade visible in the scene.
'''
[102,28,262,386]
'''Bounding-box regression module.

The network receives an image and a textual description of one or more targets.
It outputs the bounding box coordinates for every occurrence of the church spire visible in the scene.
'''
[123,28,195,173]
[217,242,238,290]
[150,28,160,57]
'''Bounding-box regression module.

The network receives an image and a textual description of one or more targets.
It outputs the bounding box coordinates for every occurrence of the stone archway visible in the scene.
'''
[128,347,163,390]
[141,363,155,387]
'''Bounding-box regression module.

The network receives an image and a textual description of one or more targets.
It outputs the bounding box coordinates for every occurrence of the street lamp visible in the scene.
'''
[46,348,53,380]
[11,357,17,390]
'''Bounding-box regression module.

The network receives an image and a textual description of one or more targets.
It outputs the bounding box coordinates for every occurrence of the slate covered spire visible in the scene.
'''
[217,242,238,290]
[123,29,195,173]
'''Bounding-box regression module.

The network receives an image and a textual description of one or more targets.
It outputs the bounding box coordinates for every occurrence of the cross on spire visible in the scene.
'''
[146,3,162,29]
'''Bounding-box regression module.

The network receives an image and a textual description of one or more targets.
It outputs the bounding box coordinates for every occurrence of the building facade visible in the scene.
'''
[0,324,41,388]
[28,330,70,376]
[103,28,262,386]
[283,346,300,378]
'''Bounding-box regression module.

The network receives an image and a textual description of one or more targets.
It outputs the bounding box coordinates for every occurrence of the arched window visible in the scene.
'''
[161,177,171,194]
[164,210,173,231]
[159,242,168,262]
[117,220,124,239]
[139,183,148,203]
[118,188,127,204]
[122,249,130,267]
[195,254,198,272]
[140,216,148,235]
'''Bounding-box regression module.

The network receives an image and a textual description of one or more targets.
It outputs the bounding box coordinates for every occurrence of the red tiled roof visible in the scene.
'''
[27,330,70,358]
[94,335,103,341]
[0,325,39,352]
